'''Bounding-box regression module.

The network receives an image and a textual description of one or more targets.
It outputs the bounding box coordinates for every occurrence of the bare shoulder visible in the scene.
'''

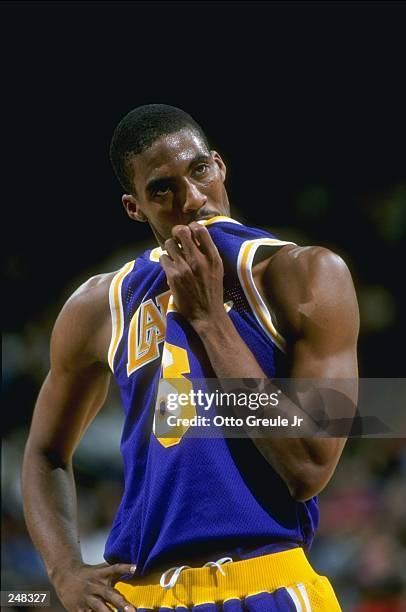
[268,244,351,281]
[261,245,359,341]
[51,271,117,370]
[66,271,115,310]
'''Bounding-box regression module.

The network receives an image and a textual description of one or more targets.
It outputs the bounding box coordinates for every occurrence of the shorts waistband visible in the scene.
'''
[115,547,319,608]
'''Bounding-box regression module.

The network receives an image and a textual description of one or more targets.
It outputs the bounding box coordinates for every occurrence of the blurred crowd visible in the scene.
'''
[2,182,406,611]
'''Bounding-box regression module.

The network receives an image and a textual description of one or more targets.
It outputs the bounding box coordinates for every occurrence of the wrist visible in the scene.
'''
[190,311,231,336]
[48,557,84,587]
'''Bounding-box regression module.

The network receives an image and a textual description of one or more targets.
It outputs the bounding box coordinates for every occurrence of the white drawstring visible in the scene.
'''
[203,556,233,576]
[160,556,233,590]
[160,565,191,589]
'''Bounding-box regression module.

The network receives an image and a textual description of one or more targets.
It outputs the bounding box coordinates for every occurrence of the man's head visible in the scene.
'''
[110,104,230,246]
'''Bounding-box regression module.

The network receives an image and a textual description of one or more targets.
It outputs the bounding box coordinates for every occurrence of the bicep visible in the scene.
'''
[270,247,360,440]
[286,252,359,456]
[26,283,112,464]
[278,247,359,381]
[289,340,358,379]
[28,364,111,464]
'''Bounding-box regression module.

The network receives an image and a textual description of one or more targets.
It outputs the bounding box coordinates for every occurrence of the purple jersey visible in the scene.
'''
[105,217,319,576]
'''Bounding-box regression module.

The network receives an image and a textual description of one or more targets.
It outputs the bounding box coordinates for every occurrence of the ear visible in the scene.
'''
[211,150,226,182]
[122,194,147,223]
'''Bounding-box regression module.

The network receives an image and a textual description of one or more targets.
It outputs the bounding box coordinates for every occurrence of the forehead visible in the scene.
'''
[131,128,209,185]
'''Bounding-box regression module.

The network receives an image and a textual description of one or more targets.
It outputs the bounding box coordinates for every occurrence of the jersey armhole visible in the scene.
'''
[237,238,296,354]
[107,260,135,372]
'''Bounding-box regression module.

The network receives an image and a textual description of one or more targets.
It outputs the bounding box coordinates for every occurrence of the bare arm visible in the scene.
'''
[250,245,359,500]
[160,223,359,501]
[22,274,135,612]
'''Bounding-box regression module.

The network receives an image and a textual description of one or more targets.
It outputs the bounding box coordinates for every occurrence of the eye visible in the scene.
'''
[151,182,171,197]
[153,186,170,197]
[193,163,209,176]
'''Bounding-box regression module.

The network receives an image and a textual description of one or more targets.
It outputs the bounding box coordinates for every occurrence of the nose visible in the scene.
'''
[182,181,207,213]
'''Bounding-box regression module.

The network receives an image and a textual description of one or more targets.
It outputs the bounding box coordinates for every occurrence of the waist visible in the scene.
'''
[139,541,300,575]
[115,547,318,609]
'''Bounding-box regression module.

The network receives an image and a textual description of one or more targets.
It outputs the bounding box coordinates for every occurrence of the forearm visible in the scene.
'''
[21,442,83,583]
[192,314,341,500]
[192,314,267,378]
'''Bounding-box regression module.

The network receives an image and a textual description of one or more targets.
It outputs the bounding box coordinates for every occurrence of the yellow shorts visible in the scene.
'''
[115,547,341,610]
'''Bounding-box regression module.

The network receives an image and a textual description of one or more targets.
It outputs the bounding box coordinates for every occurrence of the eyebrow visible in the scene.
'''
[145,153,211,194]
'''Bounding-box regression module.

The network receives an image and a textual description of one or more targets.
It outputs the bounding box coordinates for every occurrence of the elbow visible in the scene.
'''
[289,480,320,502]
[23,438,70,473]
[287,464,332,502]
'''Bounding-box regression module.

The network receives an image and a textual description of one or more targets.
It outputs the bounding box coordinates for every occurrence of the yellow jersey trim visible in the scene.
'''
[198,215,242,227]
[149,217,242,262]
[114,547,319,609]
[107,260,135,372]
[237,238,295,353]
[149,247,165,262]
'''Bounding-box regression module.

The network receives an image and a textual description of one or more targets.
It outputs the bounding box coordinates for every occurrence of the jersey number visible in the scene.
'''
[153,342,196,448]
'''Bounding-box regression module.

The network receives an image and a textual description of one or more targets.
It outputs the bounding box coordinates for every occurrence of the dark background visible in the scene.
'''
[2,2,406,610]
[4,1,405,376]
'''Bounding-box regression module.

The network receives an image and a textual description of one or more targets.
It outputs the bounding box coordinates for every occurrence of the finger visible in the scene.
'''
[189,222,219,260]
[100,587,136,612]
[164,238,186,264]
[85,595,114,612]
[171,225,199,261]
[101,563,137,579]
[159,253,177,278]
[159,255,181,295]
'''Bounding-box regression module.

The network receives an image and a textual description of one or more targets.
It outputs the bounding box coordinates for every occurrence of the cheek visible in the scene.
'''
[205,174,223,193]
[152,205,184,229]
[209,181,226,203]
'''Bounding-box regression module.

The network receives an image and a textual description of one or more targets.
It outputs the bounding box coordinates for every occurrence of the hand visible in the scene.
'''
[160,222,225,329]
[53,561,136,612]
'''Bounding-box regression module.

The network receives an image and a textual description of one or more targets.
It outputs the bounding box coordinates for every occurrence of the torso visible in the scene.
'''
[96,222,320,574]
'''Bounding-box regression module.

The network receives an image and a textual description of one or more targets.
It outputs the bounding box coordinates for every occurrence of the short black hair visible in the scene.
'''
[109,104,210,193]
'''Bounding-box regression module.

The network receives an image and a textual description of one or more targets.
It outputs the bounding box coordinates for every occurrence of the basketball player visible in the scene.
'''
[22,105,359,611]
